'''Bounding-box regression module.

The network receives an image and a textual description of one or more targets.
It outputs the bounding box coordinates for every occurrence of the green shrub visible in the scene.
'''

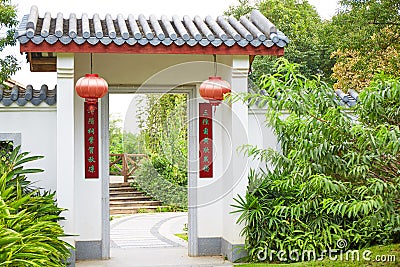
[234,172,400,261]
[231,59,400,262]
[150,155,187,186]
[134,158,187,209]
[0,147,72,266]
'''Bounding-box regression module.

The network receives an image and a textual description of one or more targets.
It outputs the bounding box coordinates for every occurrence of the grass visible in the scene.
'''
[175,233,188,241]
[236,243,400,267]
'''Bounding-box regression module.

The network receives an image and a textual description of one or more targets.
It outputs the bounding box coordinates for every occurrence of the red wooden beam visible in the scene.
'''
[20,41,284,56]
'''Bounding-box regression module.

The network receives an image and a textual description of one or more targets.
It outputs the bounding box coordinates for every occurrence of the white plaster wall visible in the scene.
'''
[248,108,278,171]
[0,106,57,191]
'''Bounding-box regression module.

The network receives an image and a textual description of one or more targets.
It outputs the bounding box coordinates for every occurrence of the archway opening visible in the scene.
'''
[106,90,195,262]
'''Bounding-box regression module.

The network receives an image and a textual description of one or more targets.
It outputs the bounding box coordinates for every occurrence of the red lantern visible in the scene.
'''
[199,76,231,107]
[75,74,108,113]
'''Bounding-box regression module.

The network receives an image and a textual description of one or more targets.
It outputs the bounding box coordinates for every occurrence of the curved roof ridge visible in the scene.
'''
[16,6,289,54]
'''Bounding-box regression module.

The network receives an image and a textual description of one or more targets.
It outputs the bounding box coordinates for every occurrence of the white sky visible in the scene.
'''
[1,0,339,118]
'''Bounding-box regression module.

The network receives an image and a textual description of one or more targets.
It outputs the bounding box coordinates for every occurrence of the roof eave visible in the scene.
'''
[20,41,285,56]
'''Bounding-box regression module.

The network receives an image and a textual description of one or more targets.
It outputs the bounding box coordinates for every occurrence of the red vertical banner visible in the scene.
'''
[199,103,213,178]
[84,102,99,178]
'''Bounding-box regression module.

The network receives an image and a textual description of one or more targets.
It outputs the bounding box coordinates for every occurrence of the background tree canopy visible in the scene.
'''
[225,0,335,83]
[226,0,400,91]
[0,0,19,83]
[330,0,400,91]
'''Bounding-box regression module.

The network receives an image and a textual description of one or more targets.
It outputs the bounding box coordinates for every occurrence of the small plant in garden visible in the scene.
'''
[0,146,72,266]
[137,208,151,213]
[231,59,400,262]
[174,223,188,241]
[155,206,181,212]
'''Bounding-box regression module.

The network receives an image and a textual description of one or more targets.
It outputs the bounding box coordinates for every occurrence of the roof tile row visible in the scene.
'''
[0,84,56,106]
[335,89,358,107]
[16,6,289,49]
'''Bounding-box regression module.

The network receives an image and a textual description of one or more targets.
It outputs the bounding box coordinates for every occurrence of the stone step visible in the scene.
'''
[109,186,138,192]
[110,200,162,208]
[110,206,165,215]
[109,191,145,198]
[110,195,153,202]
[109,182,130,188]
[109,181,163,215]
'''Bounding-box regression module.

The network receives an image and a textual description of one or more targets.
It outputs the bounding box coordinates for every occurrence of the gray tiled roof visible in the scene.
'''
[15,6,289,49]
[251,85,359,108]
[0,84,56,106]
[335,89,358,107]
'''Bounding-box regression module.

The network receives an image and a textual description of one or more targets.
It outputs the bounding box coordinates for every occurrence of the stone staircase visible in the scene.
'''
[109,182,163,215]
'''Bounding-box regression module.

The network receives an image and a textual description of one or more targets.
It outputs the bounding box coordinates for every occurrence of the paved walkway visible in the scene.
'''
[76,212,232,267]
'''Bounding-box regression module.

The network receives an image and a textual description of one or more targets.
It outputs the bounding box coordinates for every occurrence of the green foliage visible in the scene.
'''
[334,0,400,53]
[150,155,187,186]
[109,116,124,155]
[231,60,400,261]
[225,0,254,19]
[137,94,187,160]
[225,0,334,83]
[0,140,13,164]
[0,146,72,266]
[328,0,400,91]
[136,94,188,186]
[175,233,188,242]
[357,74,400,128]
[109,115,146,174]
[0,0,19,83]
[233,173,400,261]
[134,158,187,209]
[156,206,181,212]
[109,116,146,155]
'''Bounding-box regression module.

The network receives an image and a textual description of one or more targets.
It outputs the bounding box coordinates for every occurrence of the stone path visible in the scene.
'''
[110,212,188,249]
[76,212,232,267]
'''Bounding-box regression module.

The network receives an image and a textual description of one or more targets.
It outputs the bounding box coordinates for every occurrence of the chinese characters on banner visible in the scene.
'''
[84,102,99,178]
[199,103,213,178]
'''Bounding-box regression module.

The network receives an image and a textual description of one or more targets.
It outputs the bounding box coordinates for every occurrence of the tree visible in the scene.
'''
[137,94,187,155]
[109,115,146,175]
[329,0,400,91]
[135,94,188,186]
[0,0,19,83]
[109,115,145,155]
[232,59,400,261]
[109,116,124,155]
[225,0,335,83]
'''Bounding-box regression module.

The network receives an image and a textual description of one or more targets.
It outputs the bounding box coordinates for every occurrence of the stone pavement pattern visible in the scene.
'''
[76,212,232,267]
